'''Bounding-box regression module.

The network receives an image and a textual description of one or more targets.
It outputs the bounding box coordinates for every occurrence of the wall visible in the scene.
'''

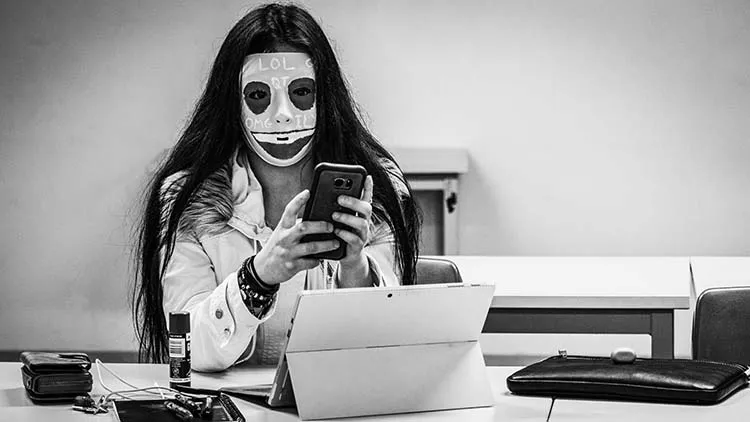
[1,0,749,357]
[323,0,750,256]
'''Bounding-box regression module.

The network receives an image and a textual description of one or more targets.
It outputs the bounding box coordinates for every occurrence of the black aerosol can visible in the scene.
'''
[169,311,191,388]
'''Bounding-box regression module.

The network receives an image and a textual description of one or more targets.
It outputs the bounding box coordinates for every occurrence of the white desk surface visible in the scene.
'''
[690,256,750,295]
[550,391,750,421]
[442,256,691,309]
[0,362,551,421]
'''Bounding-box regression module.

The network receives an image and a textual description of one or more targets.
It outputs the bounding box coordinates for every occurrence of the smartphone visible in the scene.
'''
[301,162,367,260]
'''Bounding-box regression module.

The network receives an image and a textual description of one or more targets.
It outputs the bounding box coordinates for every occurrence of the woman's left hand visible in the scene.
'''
[332,175,374,272]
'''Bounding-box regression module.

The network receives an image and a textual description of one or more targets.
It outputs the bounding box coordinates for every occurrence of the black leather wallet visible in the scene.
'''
[507,354,749,404]
[20,352,93,403]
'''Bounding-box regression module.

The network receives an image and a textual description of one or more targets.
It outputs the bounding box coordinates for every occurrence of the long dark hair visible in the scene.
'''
[132,3,421,363]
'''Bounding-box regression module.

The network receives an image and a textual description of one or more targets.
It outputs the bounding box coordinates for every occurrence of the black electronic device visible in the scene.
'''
[112,393,243,422]
[301,162,367,260]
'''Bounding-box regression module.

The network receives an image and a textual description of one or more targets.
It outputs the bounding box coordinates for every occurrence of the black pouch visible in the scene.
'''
[20,352,93,403]
[507,354,749,405]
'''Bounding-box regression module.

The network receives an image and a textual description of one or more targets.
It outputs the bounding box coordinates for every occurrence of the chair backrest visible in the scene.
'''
[693,286,750,364]
[415,257,463,285]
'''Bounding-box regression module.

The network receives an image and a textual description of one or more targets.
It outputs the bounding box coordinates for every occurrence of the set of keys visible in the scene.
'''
[166,394,214,420]
[71,394,108,415]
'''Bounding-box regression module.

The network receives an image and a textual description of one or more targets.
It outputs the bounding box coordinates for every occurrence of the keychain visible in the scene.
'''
[72,394,108,415]
[166,394,214,420]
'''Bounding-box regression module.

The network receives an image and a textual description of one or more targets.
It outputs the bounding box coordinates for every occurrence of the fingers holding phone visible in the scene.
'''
[254,190,341,285]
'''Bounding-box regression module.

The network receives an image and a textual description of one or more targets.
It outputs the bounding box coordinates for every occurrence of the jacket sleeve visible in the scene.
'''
[363,221,400,287]
[161,238,276,372]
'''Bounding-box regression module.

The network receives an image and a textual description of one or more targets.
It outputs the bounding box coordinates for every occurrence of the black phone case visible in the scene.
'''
[113,394,244,422]
[302,162,367,260]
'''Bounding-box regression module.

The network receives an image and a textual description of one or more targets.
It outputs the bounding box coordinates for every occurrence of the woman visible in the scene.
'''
[132,3,421,372]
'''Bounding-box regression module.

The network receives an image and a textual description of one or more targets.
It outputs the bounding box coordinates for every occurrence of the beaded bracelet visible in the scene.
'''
[237,255,278,318]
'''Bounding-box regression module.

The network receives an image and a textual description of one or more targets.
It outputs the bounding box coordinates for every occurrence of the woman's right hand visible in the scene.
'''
[253,190,339,285]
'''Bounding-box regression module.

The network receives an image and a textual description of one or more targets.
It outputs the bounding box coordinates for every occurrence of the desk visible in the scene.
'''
[390,147,468,255]
[549,391,750,421]
[0,363,551,421]
[690,256,750,296]
[444,256,691,359]
[4,361,747,421]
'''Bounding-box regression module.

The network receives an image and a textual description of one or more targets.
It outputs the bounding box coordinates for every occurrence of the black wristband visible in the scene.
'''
[247,255,277,294]
[237,256,278,318]
[238,257,277,294]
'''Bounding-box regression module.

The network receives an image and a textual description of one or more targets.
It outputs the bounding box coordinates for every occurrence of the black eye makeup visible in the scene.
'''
[243,81,271,114]
[288,77,315,111]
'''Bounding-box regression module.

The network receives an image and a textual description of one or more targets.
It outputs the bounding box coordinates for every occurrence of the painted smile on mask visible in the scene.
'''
[253,133,312,160]
[240,52,316,167]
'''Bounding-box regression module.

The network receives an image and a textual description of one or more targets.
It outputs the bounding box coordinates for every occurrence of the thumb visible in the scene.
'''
[361,175,374,203]
[279,189,310,229]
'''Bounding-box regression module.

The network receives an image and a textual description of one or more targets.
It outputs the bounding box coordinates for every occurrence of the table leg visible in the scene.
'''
[650,310,674,359]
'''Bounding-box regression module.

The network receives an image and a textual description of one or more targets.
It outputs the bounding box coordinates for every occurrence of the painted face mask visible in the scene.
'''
[240,52,316,167]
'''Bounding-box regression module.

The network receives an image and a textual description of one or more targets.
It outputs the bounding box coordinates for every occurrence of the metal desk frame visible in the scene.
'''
[483,307,675,358]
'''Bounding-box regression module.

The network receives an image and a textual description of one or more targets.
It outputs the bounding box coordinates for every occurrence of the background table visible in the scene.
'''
[444,256,691,359]
[0,362,552,421]
[690,256,750,296]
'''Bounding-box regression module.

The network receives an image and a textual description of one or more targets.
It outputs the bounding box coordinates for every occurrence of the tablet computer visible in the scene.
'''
[221,282,495,417]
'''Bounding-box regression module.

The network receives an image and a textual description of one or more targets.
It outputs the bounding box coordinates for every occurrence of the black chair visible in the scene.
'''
[415,257,463,285]
[692,286,750,364]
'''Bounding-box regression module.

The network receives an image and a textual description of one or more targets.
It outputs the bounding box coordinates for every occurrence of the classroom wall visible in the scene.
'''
[1,0,749,357]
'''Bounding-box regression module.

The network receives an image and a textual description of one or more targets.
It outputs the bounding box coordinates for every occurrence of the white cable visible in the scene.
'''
[94,359,177,403]
[155,382,166,400]
[103,386,178,403]
[94,358,205,405]
[95,359,140,392]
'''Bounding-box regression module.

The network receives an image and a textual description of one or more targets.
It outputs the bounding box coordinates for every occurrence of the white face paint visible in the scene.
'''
[240,52,316,167]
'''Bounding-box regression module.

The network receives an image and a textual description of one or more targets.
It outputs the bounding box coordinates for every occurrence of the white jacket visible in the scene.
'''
[160,153,403,372]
